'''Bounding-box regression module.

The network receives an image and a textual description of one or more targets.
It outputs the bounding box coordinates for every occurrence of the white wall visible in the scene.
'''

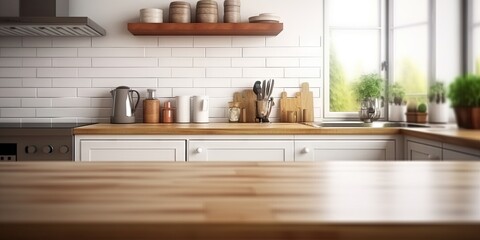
[0,0,324,123]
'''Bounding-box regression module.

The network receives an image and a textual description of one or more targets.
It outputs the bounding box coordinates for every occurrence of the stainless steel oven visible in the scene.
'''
[0,123,90,161]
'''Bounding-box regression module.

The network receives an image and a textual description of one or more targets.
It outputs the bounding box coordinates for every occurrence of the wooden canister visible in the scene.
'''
[143,89,160,123]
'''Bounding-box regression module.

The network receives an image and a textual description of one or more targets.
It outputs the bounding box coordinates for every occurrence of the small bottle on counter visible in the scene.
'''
[162,101,174,123]
[228,101,241,123]
[143,89,160,123]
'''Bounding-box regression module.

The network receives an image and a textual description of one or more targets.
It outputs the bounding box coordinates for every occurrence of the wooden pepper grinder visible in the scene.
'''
[143,89,160,123]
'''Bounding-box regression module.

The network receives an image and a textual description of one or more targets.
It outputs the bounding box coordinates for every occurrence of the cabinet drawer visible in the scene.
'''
[79,140,186,162]
[406,141,442,161]
[295,140,396,161]
[188,140,294,162]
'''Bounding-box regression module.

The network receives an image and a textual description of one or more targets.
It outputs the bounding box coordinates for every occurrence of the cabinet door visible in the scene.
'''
[79,140,186,162]
[188,140,294,161]
[406,141,442,161]
[443,149,480,161]
[295,140,396,161]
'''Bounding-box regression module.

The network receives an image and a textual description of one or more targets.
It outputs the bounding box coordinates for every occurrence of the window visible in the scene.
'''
[324,0,387,119]
[324,0,434,119]
[471,0,480,74]
[389,0,432,103]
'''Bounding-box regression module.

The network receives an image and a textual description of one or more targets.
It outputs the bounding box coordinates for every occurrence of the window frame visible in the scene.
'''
[323,0,388,119]
[467,0,479,73]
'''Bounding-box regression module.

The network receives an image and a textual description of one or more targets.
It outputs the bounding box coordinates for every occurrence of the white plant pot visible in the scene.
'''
[388,104,406,122]
[428,102,448,123]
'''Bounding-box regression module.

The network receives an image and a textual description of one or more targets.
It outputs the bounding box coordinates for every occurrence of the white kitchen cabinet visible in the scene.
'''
[76,136,186,162]
[295,135,400,161]
[188,139,294,162]
[406,138,442,161]
[442,143,480,161]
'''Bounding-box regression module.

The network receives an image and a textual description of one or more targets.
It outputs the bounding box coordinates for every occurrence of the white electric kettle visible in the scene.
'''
[192,96,209,123]
[110,86,140,124]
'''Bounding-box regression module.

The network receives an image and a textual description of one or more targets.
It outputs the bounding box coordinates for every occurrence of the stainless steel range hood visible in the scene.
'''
[0,0,106,37]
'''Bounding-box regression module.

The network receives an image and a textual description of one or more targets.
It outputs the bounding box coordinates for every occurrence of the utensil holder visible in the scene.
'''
[255,98,274,123]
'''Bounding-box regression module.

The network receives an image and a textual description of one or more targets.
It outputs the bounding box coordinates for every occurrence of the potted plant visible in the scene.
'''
[354,73,384,123]
[428,81,448,123]
[448,74,480,129]
[406,102,428,123]
[387,82,407,122]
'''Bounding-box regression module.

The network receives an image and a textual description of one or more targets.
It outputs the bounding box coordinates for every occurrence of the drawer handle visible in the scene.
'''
[302,147,310,153]
[196,148,203,153]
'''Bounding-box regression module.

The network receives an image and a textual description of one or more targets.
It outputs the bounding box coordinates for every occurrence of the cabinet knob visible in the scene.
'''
[196,148,203,153]
[59,145,69,154]
[42,145,53,154]
[25,145,37,154]
[302,147,310,153]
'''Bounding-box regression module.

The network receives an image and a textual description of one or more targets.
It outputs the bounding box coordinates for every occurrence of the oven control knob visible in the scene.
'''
[25,145,37,154]
[59,145,69,154]
[42,145,54,154]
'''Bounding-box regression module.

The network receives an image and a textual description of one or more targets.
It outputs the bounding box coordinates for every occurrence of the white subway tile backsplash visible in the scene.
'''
[37,88,76,98]
[209,108,226,118]
[22,58,52,67]
[172,88,206,97]
[300,78,323,88]
[231,78,258,88]
[0,58,22,67]
[172,68,205,78]
[0,37,21,47]
[78,88,111,98]
[206,68,242,77]
[22,78,52,88]
[0,98,21,107]
[194,37,232,47]
[79,48,144,57]
[22,98,52,108]
[158,58,193,67]
[300,58,322,67]
[52,58,91,67]
[92,58,157,67]
[52,98,91,107]
[0,68,36,77]
[37,48,77,57]
[79,68,171,78]
[206,48,242,57]
[266,58,299,67]
[92,37,158,48]
[243,47,322,57]
[0,108,35,118]
[193,58,231,67]
[285,68,321,78]
[209,98,231,108]
[300,35,322,47]
[52,38,92,47]
[91,98,112,108]
[37,68,77,78]
[172,48,205,57]
[266,36,299,47]
[92,78,157,88]
[206,88,239,98]
[269,78,300,88]
[194,78,231,88]
[152,88,173,98]
[36,108,111,118]
[243,68,284,78]
[0,78,23,87]
[145,48,172,57]
[0,88,36,97]
[159,37,194,47]
[53,78,92,88]
[22,37,52,47]
[232,37,266,47]
[1,48,36,57]
[232,58,265,67]
[158,78,193,88]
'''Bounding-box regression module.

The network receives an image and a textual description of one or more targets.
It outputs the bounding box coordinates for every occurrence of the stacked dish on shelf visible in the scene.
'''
[249,13,281,23]
[223,0,240,23]
[196,0,218,23]
[140,8,163,23]
[169,1,191,23]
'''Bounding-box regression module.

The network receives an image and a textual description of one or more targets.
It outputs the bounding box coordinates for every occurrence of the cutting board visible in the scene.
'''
[233,90,257,123]
[280,82,314,122]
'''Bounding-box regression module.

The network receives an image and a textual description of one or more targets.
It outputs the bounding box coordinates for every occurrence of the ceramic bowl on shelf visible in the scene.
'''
[248,13,281,23]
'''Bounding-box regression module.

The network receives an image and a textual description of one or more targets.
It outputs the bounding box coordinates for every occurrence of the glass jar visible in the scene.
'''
[228,102,241,122]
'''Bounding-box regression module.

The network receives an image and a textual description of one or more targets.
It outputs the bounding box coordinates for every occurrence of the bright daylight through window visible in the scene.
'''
[325,0,431,118]
[473,0,480,74]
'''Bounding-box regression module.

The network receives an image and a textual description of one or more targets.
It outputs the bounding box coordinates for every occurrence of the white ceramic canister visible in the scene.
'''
[192,96,209,123]
[175,96,191,123]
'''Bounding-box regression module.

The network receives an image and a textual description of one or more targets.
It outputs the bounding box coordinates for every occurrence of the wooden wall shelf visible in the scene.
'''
[127,23,283,36]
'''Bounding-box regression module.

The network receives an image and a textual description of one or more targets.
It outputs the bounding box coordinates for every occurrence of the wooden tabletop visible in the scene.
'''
[1,162,479,240]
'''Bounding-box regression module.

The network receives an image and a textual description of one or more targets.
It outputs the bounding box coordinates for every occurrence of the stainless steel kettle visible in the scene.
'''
[110,86,140,124]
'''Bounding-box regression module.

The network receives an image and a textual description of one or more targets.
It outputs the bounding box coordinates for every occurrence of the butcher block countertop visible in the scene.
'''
[74,123,480,149]
[1,162,479,240]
